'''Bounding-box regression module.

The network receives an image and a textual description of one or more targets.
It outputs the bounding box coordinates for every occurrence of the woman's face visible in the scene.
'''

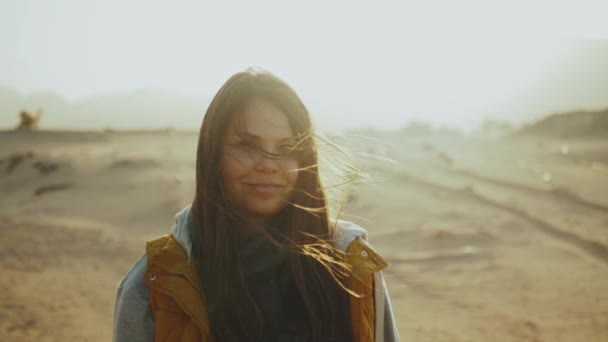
[221,97,300,222]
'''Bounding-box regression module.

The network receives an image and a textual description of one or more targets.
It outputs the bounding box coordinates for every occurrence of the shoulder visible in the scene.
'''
[113,255,155,341]
[116,254,150,305]
[332,219,389,274]
[331,219,369,252]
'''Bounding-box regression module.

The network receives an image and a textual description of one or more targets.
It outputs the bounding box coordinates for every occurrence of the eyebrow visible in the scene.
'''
[238,132,294,142]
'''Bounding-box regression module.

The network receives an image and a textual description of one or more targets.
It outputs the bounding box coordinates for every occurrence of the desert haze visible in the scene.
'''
[0,110,607,341]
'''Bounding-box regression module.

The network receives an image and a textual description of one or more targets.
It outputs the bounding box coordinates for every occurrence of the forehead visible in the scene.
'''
[229,97,294,139]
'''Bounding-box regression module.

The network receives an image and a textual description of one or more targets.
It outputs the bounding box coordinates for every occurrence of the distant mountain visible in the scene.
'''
[0,87,209,131]
[515,108,608,139]
[2,40,607,132]
[495,41,608,125]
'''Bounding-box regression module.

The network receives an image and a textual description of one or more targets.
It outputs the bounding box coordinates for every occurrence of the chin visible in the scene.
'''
[246,202,287,217]
[248,207,282,217]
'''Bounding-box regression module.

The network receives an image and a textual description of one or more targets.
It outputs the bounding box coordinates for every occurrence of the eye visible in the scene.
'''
[278,144,293,153]
[278,143,304,159]
[234,140,256,148]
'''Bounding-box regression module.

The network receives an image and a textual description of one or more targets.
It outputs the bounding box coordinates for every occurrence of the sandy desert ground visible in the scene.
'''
[0,128,607,341]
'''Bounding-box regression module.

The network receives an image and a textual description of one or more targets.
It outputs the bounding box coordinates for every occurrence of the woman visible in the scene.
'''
[113,68,399,341]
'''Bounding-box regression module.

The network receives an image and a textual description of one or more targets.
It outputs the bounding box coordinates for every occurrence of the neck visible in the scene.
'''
[236,213,272,238]
[248,215,271,231]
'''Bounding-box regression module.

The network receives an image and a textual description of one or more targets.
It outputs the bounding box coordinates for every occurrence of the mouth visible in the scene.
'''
[245,183,285,193]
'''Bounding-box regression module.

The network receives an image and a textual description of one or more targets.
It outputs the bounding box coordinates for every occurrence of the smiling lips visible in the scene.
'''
[246,183,284,194]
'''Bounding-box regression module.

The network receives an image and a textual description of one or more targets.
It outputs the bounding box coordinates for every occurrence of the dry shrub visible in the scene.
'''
[15,110,43,130]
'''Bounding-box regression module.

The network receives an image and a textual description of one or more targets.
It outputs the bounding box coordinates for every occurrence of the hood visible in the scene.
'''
[171,204,195,260]
[170,204,370,261]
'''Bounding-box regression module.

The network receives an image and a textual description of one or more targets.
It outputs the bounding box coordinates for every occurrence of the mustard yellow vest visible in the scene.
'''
[144,234,387,342]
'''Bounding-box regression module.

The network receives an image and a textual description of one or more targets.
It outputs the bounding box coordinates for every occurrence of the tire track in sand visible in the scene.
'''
[393,170,608,265]
[450,168,608,213]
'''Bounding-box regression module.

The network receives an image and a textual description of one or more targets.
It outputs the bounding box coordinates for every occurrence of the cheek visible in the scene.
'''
[283,160,300,188]
[222,155,251,188]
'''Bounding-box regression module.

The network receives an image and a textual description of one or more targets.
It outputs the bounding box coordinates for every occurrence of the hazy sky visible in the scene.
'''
[1,0,608,131]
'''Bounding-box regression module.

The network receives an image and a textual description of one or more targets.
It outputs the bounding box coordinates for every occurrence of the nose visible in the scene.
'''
[255,154,279,173]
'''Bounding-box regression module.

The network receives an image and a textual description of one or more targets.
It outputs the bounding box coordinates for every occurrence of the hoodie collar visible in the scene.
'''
[171,204,194,261]
[170,204,369,260]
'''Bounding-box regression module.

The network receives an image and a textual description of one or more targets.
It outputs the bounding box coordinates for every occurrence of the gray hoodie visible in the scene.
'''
[113,204,400,341]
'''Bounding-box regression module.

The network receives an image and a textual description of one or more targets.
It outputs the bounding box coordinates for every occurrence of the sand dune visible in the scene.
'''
[0,216,141,341]
[0,129,606,341]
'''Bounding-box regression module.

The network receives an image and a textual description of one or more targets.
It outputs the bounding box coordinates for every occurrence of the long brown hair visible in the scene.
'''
[189,68,353,340]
